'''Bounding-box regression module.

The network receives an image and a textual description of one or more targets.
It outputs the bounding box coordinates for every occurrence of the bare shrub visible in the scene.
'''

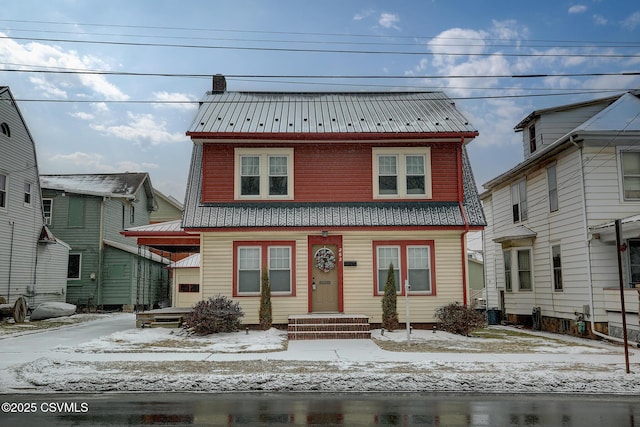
[434,302,486,336]
[183,295,244,335]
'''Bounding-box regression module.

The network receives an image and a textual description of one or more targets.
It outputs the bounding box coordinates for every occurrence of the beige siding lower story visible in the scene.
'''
[173,268,201,308]
[200,230,468,325]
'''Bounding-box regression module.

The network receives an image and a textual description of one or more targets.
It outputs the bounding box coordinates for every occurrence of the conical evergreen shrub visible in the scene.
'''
[381,263,399,331]
[259,267,272,330]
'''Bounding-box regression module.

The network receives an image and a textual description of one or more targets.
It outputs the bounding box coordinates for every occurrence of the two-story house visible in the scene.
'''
[181,75,485,328]
[40,173,170,311]
[482,90,640,341]
[0,86,69,309]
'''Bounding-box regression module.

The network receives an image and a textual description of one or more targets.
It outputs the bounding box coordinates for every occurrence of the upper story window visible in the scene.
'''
[43,199,53,225]
[0,173,6,209]
[372,148,432,199]
[529,124,537,154]
[620,149,640,200]
[1,122,10,137]
[235,148,293,200]
[23,182,32,206]
[511,179,527,223]
[547,164,558,212]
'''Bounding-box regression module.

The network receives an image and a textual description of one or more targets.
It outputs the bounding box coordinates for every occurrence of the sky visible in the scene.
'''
[1,1,640,201]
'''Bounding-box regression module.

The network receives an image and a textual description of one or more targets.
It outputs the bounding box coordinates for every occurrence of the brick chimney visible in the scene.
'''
[212,74,226,93]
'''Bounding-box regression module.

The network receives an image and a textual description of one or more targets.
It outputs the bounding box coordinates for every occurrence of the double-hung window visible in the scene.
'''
[43,199,53,225]
[503,250,512,291]
[234,241,295,296]
[68,253,81,280]
[0,173,6,209]
[235,148,293,199]
[24,183,31,206]
[552,245,563,291]
[373,148,431,198]
[620,149,640,200]
[504,248,533,291]
[511,179,527,222]
[374,241,434,295]
[547,164,558,212]
[517,249,532,291]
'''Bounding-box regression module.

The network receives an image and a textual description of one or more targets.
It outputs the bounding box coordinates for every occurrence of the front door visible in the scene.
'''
[310,240,341,312]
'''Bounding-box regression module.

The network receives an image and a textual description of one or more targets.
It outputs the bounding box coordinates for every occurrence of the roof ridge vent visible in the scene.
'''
[212,74,226,93]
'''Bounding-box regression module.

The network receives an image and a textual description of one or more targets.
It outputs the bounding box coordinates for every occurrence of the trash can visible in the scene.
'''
[487,308,501,325]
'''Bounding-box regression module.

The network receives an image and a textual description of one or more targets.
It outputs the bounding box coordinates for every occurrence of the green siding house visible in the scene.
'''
[40,173,170,310]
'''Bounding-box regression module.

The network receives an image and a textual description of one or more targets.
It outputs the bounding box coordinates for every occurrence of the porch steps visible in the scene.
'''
[149,315,183,329]
[288,315,371,340]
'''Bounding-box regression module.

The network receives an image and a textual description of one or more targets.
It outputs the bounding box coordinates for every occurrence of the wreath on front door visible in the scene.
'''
[314,247,336,273]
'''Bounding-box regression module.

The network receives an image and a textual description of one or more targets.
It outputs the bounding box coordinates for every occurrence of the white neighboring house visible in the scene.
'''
[482,90,640,341]
[0,87,70,308]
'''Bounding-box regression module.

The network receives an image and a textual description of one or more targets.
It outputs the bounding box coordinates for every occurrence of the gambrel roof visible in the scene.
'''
[183,87,484,230]
[182,144,486,229]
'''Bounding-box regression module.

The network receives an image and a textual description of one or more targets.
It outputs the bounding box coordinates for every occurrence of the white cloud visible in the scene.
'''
[152,91,198,110]
[91,112,188,145]
[49,152,159,174]
[378,13,400,30]
[69,111,95,121]
[593,14,608,26]
[568,5,588,14]
[0,32,129,101]
[353,9,375,21]
[622,11,640,30]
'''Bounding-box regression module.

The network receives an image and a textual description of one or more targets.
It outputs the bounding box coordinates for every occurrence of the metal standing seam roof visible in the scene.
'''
[181,144,486,229]
[187,92,478,136]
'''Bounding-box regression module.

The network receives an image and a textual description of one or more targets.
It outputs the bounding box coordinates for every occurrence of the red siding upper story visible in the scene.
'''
[200,140,462,203]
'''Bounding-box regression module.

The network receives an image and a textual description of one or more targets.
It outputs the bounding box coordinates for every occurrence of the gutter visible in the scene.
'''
[573,135,629,345]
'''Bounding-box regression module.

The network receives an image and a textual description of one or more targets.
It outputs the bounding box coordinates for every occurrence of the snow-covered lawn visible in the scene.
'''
[3,315,640,394]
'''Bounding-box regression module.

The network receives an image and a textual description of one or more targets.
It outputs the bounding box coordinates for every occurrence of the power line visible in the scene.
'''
[2,34,640,58]
[2,18,639,46]
[1,66,639,80]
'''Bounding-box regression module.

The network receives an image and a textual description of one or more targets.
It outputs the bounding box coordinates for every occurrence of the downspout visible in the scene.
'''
[97,197,105,307]
[573,135,628,344]
[457,141,470,305]
[7,220,15,302]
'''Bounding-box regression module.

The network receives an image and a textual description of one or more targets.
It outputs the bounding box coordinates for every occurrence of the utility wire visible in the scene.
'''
[2,35,640,58]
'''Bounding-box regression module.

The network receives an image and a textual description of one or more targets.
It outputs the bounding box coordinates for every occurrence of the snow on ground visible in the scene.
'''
[2,314,640,394]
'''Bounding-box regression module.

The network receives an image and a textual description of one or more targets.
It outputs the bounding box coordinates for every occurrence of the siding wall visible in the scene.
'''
[522,102,611,158]
[200,229,466,325]
[201,142,461,203]
[173,268,201,307]
[0,89,69,306]
[484,147,594,320]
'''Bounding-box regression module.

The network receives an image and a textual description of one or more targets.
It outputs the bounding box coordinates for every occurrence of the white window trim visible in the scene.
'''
[237,246,262,295]
[511,178,528,223]
[234,148,294,200]
[268,246,292,294]
[23,182,32,207]
[68,253,82,281]
[547,163,558,213]
[503,247,534,292]
[0,172,7,211]
[617,147,640,202]
[43,198,53,225]
[406,245,432,294]
[551,243,563,292]
[372,147,432,199]
[376,245,402,294]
